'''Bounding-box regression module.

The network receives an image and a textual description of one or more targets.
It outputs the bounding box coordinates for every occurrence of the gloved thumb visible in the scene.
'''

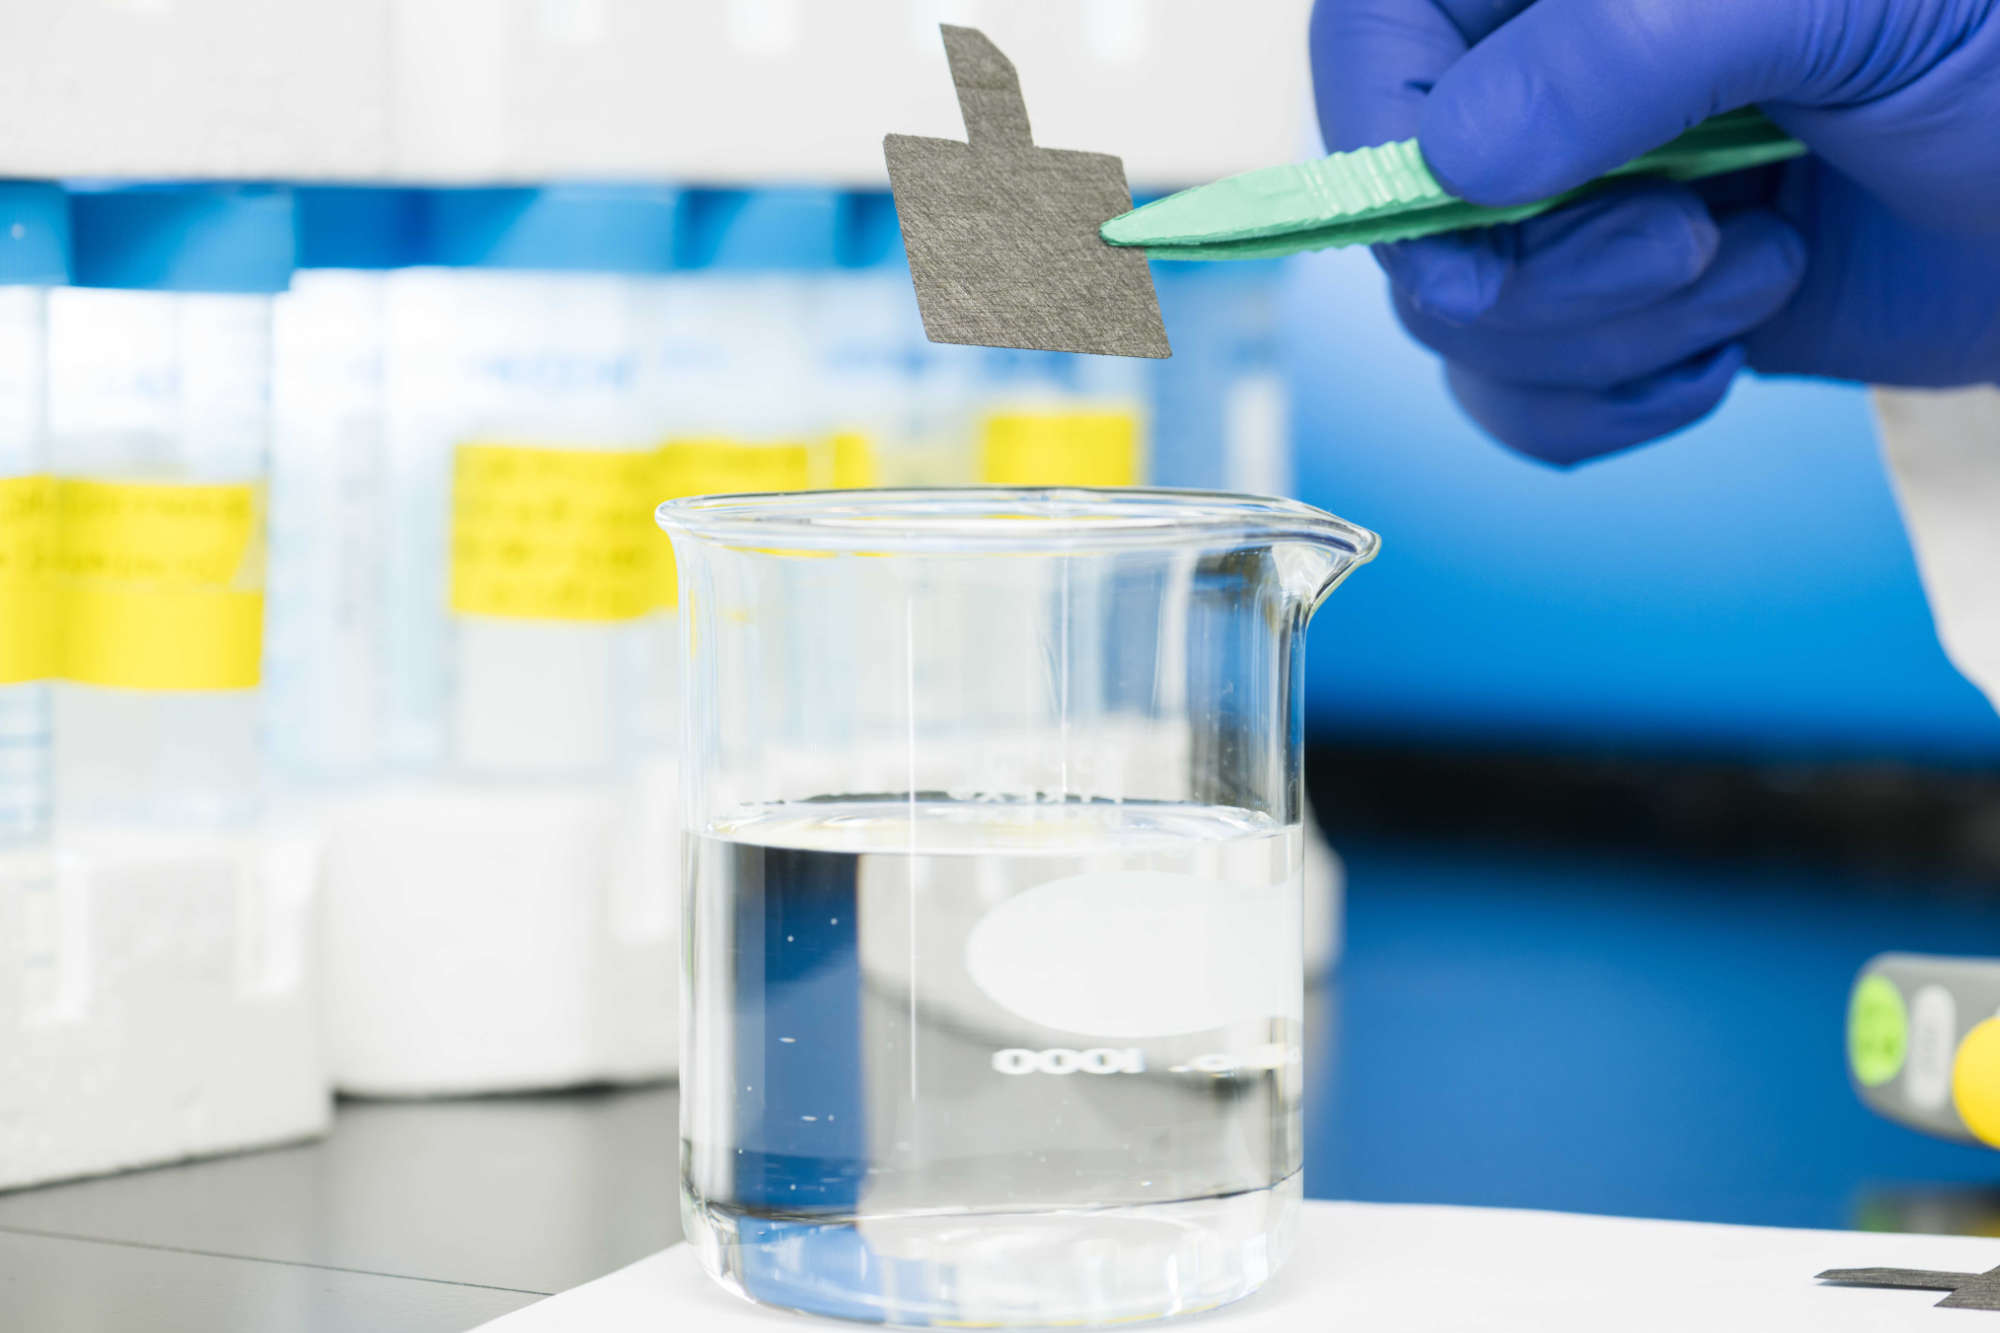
[1419,0,1807,207]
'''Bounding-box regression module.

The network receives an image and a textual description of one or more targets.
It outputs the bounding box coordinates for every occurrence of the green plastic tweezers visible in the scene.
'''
[1100,108,1806,260]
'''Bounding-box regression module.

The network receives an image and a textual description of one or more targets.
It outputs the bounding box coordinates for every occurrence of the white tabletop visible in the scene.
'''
[476,1199,1999,1331]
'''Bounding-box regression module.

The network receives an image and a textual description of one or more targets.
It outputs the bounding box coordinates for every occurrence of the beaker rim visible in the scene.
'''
[655,487,1379,557]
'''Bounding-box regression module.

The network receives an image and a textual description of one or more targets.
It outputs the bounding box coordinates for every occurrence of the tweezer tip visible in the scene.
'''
[1098,209,1147,246]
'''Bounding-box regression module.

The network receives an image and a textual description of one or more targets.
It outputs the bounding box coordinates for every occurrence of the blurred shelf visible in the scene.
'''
[0,0,1312,187]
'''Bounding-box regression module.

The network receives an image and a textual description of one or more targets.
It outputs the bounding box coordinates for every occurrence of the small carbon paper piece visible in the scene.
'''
[1818,1263,2000,1311]
[884,25,1169,359]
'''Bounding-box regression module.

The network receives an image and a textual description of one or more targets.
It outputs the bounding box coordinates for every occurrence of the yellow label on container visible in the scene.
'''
[449,438,842,621]
[655,439,822,609]
[659,438,816,500]
[979,410,1140,487]
[450,442,662,622]
[53,479,265,691]
[829,431,878,490]
[0,476,57,684]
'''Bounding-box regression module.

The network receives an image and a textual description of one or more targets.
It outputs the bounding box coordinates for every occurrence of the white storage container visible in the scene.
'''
[820,191,980,488]
[0,188,69,1169]
[0,183,60,854]
[3,185,327,1190]
[652,189,844,482]
[325,187,682,1096]
[267,188,421,785]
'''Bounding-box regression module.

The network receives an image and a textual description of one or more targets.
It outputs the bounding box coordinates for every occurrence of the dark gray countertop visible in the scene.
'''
[0,1085,682,1332]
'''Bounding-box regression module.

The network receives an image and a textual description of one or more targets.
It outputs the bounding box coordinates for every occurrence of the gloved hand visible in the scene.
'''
[1311,0,2000,464]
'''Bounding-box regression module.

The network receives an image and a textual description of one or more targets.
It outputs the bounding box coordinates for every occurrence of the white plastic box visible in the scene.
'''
[0,2,1310,188]
[0,0,393,180]
[385,0,1310,187]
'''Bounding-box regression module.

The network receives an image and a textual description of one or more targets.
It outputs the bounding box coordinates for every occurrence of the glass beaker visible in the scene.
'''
[658,487,1377,1328]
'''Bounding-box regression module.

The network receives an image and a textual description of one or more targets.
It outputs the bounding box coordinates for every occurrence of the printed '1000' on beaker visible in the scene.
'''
[658,488,1377,1327]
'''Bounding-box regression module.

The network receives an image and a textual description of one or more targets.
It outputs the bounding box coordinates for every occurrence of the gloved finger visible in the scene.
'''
[1368,182,1720,328]
[1370,230,1513,326]
[1419,0,1822,206]
[1445,344,1747,467]
[1309,0,1533,152]
[1392,211,1804,388]
[1312,0,1512,324]
[1312,0,1535,325]
[1475,183,1722,328]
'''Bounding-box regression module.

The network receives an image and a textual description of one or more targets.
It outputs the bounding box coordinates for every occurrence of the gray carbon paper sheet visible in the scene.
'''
[884,25,1169,359]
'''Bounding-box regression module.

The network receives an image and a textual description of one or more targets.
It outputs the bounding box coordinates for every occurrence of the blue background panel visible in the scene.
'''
[1283,247,2000,763]
[1310,838,2000,1230]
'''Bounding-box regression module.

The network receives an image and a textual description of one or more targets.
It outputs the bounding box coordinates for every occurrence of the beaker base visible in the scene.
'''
[684,1173,1301,1328]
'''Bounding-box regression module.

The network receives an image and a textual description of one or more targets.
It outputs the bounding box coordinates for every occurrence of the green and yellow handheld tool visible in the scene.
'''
[1101,108,1807,260]
[1845,953,2000,1150]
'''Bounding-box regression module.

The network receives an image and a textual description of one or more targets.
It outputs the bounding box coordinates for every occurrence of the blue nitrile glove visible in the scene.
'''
[1310,0,2000,465]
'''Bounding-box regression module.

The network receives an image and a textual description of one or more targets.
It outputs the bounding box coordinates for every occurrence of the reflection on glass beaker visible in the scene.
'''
[659,488,1377,1327]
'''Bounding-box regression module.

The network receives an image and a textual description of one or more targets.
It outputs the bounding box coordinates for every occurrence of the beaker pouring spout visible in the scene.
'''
[1270,517,1380,619]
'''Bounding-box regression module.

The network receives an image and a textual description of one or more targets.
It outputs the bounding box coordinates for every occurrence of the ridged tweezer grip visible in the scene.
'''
[1102,109,1807,260]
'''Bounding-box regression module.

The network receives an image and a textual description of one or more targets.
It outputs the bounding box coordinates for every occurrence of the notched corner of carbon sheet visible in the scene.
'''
[1816,1263,2000,1311]
[883,24,1169,360]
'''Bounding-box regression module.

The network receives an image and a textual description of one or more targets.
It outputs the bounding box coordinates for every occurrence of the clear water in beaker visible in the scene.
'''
[684,796,1302,1323]
[660,489,1376,1326]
